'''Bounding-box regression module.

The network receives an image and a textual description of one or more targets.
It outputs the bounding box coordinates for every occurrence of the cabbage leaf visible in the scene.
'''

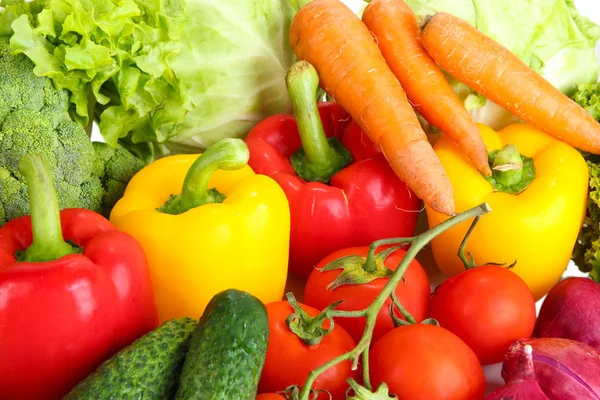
[4,0,296,152]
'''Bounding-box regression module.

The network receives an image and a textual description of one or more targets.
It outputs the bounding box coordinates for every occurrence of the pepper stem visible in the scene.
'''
[18,155,78,263]
[287,61,352,183]
[492,144,522,186]
[158,138,249,215]
[483,144,535,194]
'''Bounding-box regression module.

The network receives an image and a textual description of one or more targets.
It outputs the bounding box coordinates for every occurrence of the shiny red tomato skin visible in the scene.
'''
[304,246,431,344]
[370,324,486,400]
[430,265,537,365]
[256,394,287,400]
[258,301,358,400]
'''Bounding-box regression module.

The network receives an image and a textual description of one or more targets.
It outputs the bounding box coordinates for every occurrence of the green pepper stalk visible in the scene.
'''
[158,138,249,215]
[483,144,535,194]
[287,61,353,183]
[18,154,79,263]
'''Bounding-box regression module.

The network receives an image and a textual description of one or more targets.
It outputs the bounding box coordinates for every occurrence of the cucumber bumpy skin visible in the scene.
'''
[175,289,270,400]
[63,317,198,399]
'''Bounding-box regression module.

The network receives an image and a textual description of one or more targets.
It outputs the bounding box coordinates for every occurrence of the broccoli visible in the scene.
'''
[0,35,150,225]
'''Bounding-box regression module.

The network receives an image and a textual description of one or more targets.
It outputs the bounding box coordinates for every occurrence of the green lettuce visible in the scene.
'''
[405,0,600,130]
[572,83,600,281]
[3,0,296,152]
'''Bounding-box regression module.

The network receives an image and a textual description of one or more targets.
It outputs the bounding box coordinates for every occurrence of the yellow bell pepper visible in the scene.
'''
[426,123,588,301]
[110,138,290,322]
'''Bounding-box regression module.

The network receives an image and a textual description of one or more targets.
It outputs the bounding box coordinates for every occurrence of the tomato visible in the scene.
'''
[304,246,430,344]
[430,265,537,365]
[370,324,485,400]
[258,300,358,400]
[256,395,287,400]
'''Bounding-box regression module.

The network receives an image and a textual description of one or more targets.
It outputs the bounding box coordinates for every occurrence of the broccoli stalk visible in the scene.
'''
[0,36,150,226]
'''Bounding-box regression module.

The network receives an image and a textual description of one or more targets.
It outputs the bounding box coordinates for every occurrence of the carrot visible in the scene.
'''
[420,12,600,155]
[289,0,456,216]
[362,0,491,176]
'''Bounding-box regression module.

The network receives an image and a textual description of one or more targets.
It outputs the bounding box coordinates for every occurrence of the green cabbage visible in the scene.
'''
[3,0,296,153]
[405,0,600,130]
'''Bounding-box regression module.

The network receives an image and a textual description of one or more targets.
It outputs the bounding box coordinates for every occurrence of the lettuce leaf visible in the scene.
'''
[4,0,296,151]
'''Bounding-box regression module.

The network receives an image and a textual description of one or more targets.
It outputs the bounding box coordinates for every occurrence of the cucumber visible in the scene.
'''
[63,317,197,400]
[175,289,270,400]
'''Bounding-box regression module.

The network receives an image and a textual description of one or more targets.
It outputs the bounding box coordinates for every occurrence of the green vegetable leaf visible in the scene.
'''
[573,161,600,282]
[571,83,600,281]
[5,0,296,152]
[572,82,600,121]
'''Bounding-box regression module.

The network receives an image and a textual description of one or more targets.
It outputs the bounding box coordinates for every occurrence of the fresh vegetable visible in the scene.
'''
[534,277,600,352]
[246,61,421,278]
[571,83,600,280]
[502,338,600,399]
[430,228,536,366]
[572,82,600,122]
[346,380,396,400]
[4,0,296,153]
[289,0,455,216]
[175,289,269,399]
[304,245,430,344]
[109,138,290,323]
[369,324,486,400]
[420,12,600,155]
[257,299,358,399]
[430,263,536,365]
[406,0,600,130]
[0,154,158,400]
[0,35,149,225]
[64,317,197,400]
[274,203,492,400]
[361,0,490,176]
[256,395,288,400]
[426,123,589,300]
[485,345,549,400]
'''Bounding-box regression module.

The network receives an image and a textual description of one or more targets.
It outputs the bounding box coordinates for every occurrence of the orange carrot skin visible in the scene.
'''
[362,0,491,176]
[289,0,455,216]
[421,12,600,155]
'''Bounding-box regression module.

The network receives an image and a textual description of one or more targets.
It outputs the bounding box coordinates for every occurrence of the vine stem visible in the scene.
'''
[297,202,492,399]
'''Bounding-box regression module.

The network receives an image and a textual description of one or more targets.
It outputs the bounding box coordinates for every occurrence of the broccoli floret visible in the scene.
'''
[0,35,149,225]
[92,142,148,217]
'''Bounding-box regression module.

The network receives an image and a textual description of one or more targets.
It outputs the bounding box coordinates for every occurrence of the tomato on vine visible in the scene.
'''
[304,245,430,344]
[257,298,358,400]
[370,324,486,400]
[429,216,537,365]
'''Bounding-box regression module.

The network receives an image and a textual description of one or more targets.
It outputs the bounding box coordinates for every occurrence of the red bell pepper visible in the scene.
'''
[245,61,421,279]
[0,155,159,400]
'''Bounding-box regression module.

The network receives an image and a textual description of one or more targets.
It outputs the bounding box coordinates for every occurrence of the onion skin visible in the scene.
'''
[534,277,600,351]
[502,338,600,400]
[485,345,549,400]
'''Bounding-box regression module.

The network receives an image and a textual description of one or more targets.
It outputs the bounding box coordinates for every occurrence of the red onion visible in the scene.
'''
[502,338,600,399]
[485,344,549,400]
[535,277,600,351]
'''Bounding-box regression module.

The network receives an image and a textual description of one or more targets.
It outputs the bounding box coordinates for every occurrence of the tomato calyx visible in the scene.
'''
[346,378,398,400]
[318,242,413,290]
[280,385,331,400]
[285,292,343,346]
[387,291,440,328]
